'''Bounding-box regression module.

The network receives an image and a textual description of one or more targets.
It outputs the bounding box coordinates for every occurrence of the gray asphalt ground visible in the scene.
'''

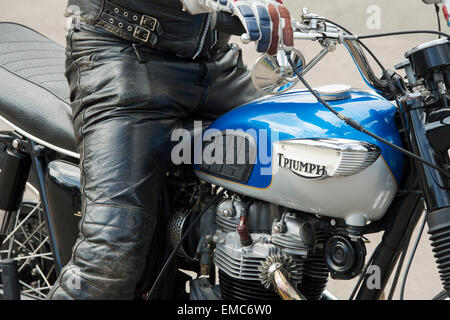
[0,0,446,300]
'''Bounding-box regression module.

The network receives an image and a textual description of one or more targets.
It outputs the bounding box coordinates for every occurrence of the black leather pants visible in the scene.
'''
[47,22,260,299]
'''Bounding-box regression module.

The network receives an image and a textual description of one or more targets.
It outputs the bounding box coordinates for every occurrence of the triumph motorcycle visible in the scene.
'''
[0,4,449,301]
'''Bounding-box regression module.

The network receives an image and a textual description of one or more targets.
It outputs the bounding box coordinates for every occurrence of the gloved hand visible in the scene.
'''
[180,0,294,55]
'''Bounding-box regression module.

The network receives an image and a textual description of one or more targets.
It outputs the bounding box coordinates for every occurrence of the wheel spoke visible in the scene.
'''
[19,224,36,251]
[19,280,47,299]
[13,252,52,261]
[18,236,49,272]
[2,203,41,245]
[2,187,55,299]
[34,264,52,288]
[16,221,46,251]
[45,264,55,280]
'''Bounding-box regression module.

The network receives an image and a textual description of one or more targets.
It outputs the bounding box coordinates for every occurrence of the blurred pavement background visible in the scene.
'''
[0,0,447,300]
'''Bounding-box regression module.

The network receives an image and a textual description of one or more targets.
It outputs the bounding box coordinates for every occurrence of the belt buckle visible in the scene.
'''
[133,25,151,42]
[140,14,158,32]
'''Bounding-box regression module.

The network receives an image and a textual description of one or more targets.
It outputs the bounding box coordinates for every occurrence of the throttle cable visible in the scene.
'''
[356,30,449,40]
[286,56,450,179]
[321,18,387,72]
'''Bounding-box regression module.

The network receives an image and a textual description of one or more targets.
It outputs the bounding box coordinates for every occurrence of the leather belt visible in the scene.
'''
[96,1,163,46]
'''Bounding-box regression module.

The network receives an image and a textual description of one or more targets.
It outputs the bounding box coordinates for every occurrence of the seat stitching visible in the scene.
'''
[0,22,65,48]
[25,71,68,80]
[0,40,53,44]
[12,64,65,73]
[37,79,68,85]
[0,48,62,56]
[2,55,64,67]
[0,64,69,104]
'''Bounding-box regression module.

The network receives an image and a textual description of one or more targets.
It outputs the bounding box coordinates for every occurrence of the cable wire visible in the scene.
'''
[286,56,450,180]
[146,188,225,300]
[386,202,424,300]
[357,30,449,40]
[387,248,407,300]
[322,18,387,72]
[435,4,442,38]
[399,211,427,300]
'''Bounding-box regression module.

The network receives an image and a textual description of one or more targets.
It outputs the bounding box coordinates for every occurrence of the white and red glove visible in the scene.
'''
[180,0,294,55]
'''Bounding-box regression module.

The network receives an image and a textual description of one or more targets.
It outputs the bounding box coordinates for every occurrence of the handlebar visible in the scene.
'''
[215,9,390,94]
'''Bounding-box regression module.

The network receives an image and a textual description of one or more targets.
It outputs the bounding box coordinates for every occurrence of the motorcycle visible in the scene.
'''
[0,3,448,301]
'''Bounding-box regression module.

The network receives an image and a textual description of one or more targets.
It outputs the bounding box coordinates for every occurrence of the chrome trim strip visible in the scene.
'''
[280,138,379,153]
[0,115,80,159]
[277,138,381,178]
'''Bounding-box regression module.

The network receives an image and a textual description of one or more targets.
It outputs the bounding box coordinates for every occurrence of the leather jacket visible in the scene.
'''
[66,0,231,59]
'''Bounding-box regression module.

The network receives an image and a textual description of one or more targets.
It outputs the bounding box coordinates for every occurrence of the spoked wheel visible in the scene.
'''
[0,184,56,299]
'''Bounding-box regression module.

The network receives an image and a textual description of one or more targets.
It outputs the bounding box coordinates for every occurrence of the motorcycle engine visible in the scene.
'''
[212,197,329,300]
[168,186,367,300]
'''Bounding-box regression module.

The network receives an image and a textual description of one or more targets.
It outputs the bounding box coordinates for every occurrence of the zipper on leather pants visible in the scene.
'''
[192,13,211,60]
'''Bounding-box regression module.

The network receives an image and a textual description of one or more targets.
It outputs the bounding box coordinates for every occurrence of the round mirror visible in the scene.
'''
[251,48,306,95]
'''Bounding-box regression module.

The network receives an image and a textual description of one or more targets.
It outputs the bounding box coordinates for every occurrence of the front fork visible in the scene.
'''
[406,100,450,295]
[0,132,63,298]
[356,98,450,299]
[0,135,31,243]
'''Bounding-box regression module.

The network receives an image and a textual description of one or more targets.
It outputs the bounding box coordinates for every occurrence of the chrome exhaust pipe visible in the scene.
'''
[259,253,307,300]
[272,267,306,300]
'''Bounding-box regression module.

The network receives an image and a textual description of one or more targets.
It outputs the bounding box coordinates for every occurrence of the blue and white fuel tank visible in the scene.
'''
[194,85,404,227]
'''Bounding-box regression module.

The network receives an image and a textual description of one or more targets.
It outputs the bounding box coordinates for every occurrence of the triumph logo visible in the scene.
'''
[278,153,328,179]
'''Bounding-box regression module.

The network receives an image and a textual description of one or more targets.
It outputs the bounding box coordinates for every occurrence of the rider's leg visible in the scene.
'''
[194,43,261,119]
[47,23,205,300]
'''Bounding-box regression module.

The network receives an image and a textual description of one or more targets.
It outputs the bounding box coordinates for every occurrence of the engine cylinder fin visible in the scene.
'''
[297,234,329,300]
[215,247,266,281]
[216,215,239,232]
[219,270,280,300]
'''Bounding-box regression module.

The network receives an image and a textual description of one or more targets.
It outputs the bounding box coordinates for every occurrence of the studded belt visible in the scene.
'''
[95,0,163,46]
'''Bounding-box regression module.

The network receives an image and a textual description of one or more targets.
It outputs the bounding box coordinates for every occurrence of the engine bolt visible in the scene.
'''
[12,139,21,149]
[330,219,336,226]
[273,224,286,233]
[223,209,235,218]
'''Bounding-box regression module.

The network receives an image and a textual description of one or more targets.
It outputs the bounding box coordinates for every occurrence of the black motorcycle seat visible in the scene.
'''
[0,22,77,153]
[0,23,213,157]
